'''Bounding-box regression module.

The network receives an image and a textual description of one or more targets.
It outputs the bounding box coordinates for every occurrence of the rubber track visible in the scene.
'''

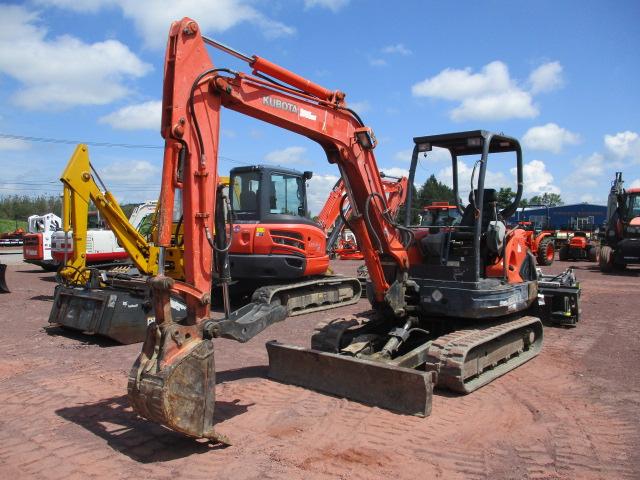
[424,316,543,393]
[251,275,361,317]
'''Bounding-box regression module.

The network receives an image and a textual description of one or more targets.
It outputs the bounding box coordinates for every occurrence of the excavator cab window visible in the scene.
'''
[231,171,260,220]
[270,173,305,216]
[625,193,640,220]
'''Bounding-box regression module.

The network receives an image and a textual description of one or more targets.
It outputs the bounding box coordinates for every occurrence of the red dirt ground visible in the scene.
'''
[0,259,638,479]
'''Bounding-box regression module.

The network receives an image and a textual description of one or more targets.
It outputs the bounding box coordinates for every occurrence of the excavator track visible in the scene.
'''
[251,275,361,316]
[424,315,543,393]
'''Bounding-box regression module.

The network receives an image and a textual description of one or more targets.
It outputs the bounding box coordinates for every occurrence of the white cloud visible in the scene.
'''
[570,153,605,187]
[529,61,564,94]
[303,0,350,12]
[99,159,160,184]
[630,179,640,189]
[348,100,371,113]
[99,100,161,130]
[412,60,564,121]
[264,146,310,166]
[604,131,640,162]
[437,160,508,198]
[412,61,512,101]
[38,0,294,49]
[451,90,538,121]
[0,138,30,151]
[369,58,387,67]
[0,5,151,110]
[513,159,560,196]
[381,167,409,178]
[522,123,580,153]
[394,146,451,163]
[382,43,412,56]
[307,173,340,215]
[394,149,414,163]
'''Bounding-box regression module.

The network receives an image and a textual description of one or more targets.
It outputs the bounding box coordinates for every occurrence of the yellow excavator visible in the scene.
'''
[49,145,191,343]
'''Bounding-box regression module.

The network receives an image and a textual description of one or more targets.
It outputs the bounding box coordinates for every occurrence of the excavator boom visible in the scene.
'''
[128,18,413,438]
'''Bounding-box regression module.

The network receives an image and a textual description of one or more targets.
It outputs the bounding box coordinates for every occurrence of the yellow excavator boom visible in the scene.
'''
[58,144,159,284]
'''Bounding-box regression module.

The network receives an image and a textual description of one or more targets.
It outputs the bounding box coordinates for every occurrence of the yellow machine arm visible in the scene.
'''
[59,144,159,284]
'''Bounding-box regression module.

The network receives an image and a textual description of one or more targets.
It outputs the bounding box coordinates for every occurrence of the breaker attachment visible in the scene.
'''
[537,267,581,326]
[0,263,9,293]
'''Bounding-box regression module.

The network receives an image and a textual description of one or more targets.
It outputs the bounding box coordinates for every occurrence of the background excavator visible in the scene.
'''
[326,175,408,260]
[125,18,581,440]
[599,171,640,271]
[317,174,408,259]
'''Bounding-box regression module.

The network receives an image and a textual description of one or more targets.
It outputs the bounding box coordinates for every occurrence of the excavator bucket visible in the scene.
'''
[127,322,218,439]
[266,341,434,416]
[0,263,9,293]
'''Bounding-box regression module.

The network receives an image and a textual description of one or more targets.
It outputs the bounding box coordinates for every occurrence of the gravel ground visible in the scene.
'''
[0,258,638,479]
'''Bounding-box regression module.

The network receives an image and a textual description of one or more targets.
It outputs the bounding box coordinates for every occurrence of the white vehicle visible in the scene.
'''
[51,201,156,266]
[22,213,63,271]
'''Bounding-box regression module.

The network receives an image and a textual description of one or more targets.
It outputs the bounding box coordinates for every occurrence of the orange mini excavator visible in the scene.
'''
[126,18,580,439]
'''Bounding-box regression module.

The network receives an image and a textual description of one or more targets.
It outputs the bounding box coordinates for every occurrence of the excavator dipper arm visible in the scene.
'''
[128,18,414,439]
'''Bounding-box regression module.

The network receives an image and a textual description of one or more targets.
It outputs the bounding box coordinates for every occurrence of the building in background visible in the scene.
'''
[514,203,607,231]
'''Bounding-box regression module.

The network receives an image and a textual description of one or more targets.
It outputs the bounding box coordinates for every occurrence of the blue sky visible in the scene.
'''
[0,0,639,214]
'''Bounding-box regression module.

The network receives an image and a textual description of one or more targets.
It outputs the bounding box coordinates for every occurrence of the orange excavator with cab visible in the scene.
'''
[126,18,580,439]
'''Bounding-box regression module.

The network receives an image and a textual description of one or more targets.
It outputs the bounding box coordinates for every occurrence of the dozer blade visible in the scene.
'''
[0,264,9,293]
[127,323,217,439]
[266,341,433,417]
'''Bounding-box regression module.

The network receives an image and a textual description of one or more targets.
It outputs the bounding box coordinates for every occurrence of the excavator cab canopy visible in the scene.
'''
[230,165,312,224]
[407,130,523,223]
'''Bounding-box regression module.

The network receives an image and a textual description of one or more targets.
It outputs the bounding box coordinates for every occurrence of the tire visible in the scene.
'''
[558,245,569,261]
[536,238,555,266]
[599,246,614,272]
[588,246,598,262]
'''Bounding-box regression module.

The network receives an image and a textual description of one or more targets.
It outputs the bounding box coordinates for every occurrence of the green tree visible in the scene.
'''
[419,174,455,205]
[403,175,456,226]
[396,183,420,225]
[496,187,516,210]
[528,193,563,207]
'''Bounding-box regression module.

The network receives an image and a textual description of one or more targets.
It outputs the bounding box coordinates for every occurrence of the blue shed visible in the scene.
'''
[513,203,607,231]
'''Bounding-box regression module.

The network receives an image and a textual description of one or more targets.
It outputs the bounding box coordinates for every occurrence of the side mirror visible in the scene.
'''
[303,171,313,180]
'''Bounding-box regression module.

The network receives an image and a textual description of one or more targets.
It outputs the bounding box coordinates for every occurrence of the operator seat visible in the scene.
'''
[240,190,257,211]
[455,189,498,237]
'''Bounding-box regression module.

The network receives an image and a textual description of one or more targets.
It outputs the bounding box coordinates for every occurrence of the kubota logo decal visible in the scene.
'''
[262,96,298,113]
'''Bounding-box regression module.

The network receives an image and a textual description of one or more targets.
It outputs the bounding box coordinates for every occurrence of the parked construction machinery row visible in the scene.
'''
[42,18,583,442]
[49,149,361,343]
[599,172,640,272]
